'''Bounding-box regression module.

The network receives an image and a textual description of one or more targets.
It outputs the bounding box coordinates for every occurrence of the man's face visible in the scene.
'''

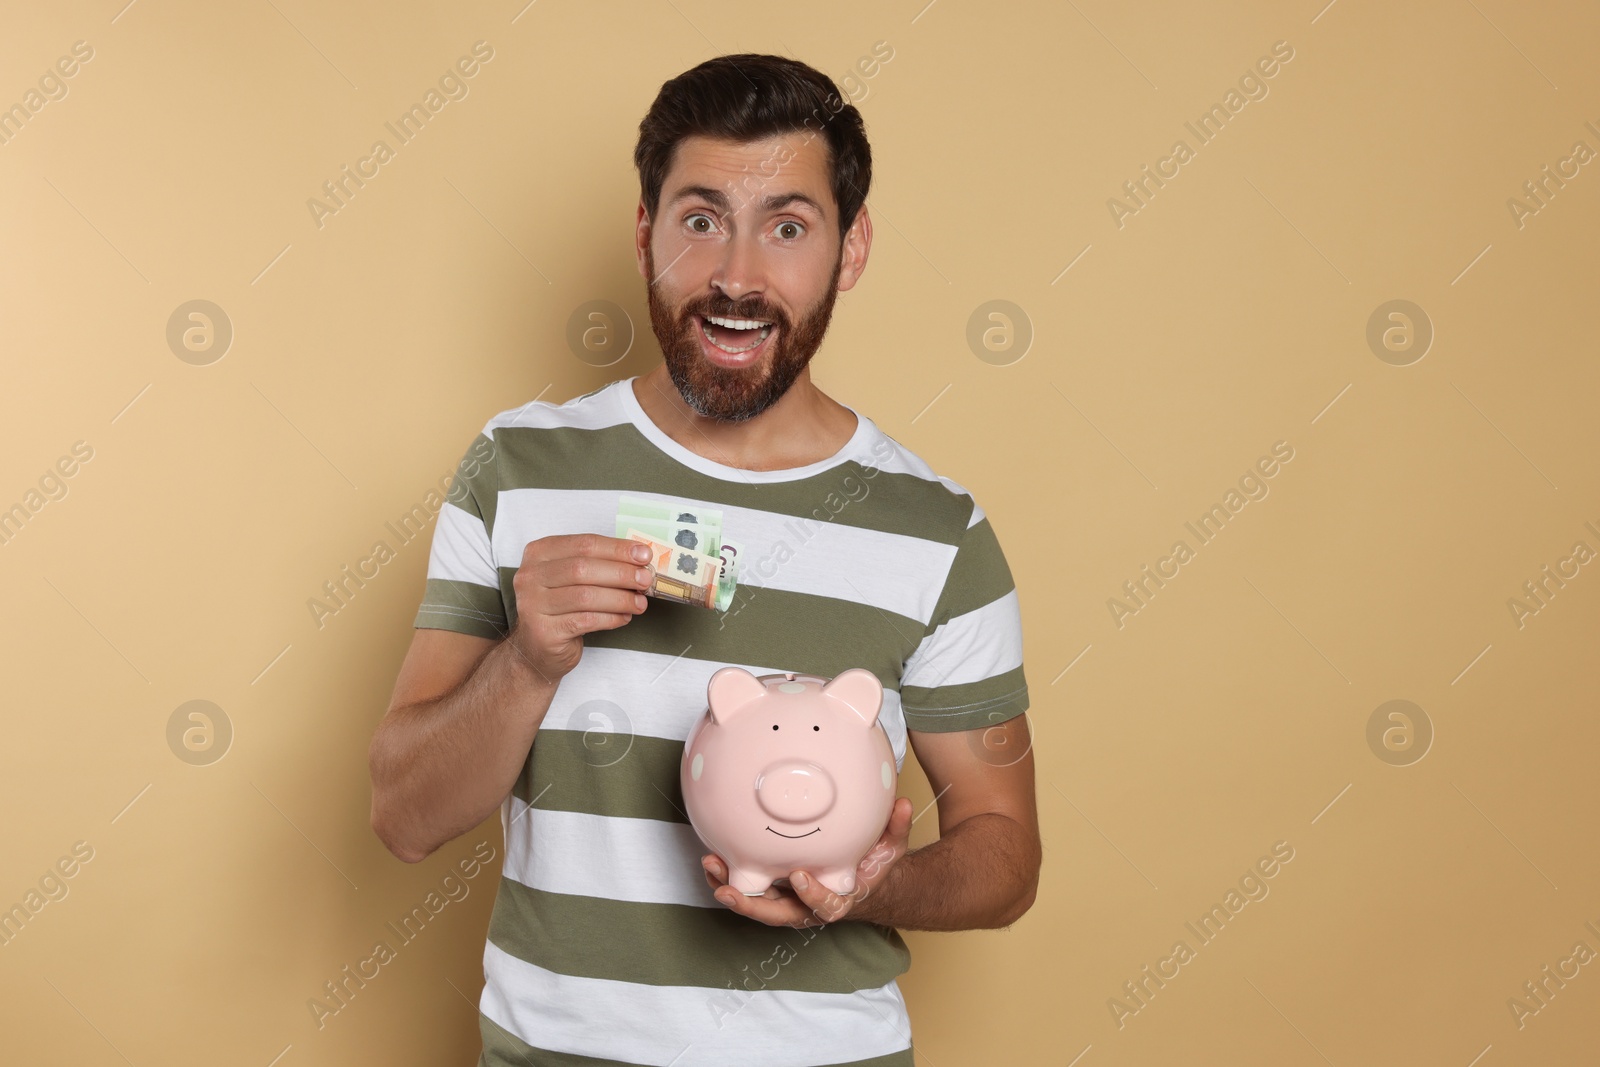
[639,133,852,422]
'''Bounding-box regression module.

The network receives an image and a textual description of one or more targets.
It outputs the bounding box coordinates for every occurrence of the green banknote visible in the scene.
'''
[616,495,741,611]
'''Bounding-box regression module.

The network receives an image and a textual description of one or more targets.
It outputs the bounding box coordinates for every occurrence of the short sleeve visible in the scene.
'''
[898,506,1029,733]
[412,429,509,640]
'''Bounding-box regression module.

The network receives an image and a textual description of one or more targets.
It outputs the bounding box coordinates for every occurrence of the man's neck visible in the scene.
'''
[631,365,858,472]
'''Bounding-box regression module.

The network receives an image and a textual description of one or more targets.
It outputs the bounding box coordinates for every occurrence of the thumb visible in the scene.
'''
[889,796,914,842]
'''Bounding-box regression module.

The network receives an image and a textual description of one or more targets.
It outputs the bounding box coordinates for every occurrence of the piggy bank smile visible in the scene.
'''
[765,825,821,838]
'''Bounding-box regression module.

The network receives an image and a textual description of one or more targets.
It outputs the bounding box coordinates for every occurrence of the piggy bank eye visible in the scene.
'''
[772,724,779,731]
[812,725,820,731]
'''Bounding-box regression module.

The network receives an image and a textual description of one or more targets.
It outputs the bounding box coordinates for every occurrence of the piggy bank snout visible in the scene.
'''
[755,760,836,823]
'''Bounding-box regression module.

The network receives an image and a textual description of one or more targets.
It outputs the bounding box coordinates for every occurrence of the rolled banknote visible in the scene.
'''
[625,527,722,609]
[617,494,741,611]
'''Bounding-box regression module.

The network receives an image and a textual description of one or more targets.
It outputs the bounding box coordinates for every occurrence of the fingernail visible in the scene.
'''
[631,543,650,562]
[637,566,654,586]
[792,873,809,891]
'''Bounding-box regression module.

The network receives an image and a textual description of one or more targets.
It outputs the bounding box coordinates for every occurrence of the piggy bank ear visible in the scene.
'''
[821,668,883,728]
[707,667,767,725]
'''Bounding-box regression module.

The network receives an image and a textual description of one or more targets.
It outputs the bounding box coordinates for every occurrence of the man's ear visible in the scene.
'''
[835,205,872,293]
[635,200,653,280]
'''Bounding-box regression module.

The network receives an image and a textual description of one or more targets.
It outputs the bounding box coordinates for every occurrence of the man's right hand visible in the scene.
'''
[507,533,655,682]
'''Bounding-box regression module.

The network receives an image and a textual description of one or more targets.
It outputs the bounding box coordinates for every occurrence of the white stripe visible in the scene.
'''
[902,588,1024,691]
[484,389,628,433]
[425,501,498,587]
[491,488,957,625]
[503,803,717,908]
[546,645,909,770]
[481,939,912,1066]
[734,510,953,625]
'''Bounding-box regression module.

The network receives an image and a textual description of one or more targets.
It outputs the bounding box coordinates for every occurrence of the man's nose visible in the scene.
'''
[709,227,767,303]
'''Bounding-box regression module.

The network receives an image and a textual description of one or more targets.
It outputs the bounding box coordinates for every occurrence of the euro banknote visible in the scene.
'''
[616,495,742,611]
[624,527,721,609]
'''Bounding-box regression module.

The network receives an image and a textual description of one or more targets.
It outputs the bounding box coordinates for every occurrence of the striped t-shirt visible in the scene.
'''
[412,376,1029,1067]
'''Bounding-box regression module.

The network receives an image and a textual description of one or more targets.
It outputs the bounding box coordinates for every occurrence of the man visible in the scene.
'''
[368,53,1039,1067]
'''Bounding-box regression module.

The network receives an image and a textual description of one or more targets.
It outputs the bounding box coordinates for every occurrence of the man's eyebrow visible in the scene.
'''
[760,191,826,217]
[665,185,827,218]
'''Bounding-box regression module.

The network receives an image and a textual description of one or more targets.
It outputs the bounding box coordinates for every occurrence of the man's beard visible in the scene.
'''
[644,244,842,423]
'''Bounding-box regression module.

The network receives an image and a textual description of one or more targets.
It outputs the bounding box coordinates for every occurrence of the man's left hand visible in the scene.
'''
[701,797,914,927]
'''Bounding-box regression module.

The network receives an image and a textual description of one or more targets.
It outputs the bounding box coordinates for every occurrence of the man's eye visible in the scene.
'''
[776,221,803,239]
[687,213,718,233]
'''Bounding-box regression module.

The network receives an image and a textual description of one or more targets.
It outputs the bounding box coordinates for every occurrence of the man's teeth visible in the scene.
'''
[705,315,772,330]
[700,315,773,354]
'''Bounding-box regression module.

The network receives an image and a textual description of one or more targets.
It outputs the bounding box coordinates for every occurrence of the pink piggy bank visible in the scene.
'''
[681,666,897,897]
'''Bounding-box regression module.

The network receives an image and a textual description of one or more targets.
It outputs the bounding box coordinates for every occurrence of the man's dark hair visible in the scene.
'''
[634,53,872,244]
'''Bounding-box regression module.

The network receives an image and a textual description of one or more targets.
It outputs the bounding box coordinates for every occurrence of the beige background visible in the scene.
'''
[2,0,1597,1064]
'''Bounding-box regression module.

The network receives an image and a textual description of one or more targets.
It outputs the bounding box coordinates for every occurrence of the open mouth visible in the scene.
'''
[696,313,775,367]
[765,825,820,839]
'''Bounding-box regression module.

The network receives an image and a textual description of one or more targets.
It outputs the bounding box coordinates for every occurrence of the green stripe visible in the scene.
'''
[512,730,687,820]
[901,664,1030,733]
[487,878,910,993]
[487,423,973,543]
[927,517,1016,625]
[479,1012,913,1067]
[415,578,508,640]
[444,433,499,529]
[501,571,923,685]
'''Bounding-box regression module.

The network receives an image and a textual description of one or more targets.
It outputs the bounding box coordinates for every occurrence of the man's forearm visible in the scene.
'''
[370,638,557,862]
[847,813,1040,931]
